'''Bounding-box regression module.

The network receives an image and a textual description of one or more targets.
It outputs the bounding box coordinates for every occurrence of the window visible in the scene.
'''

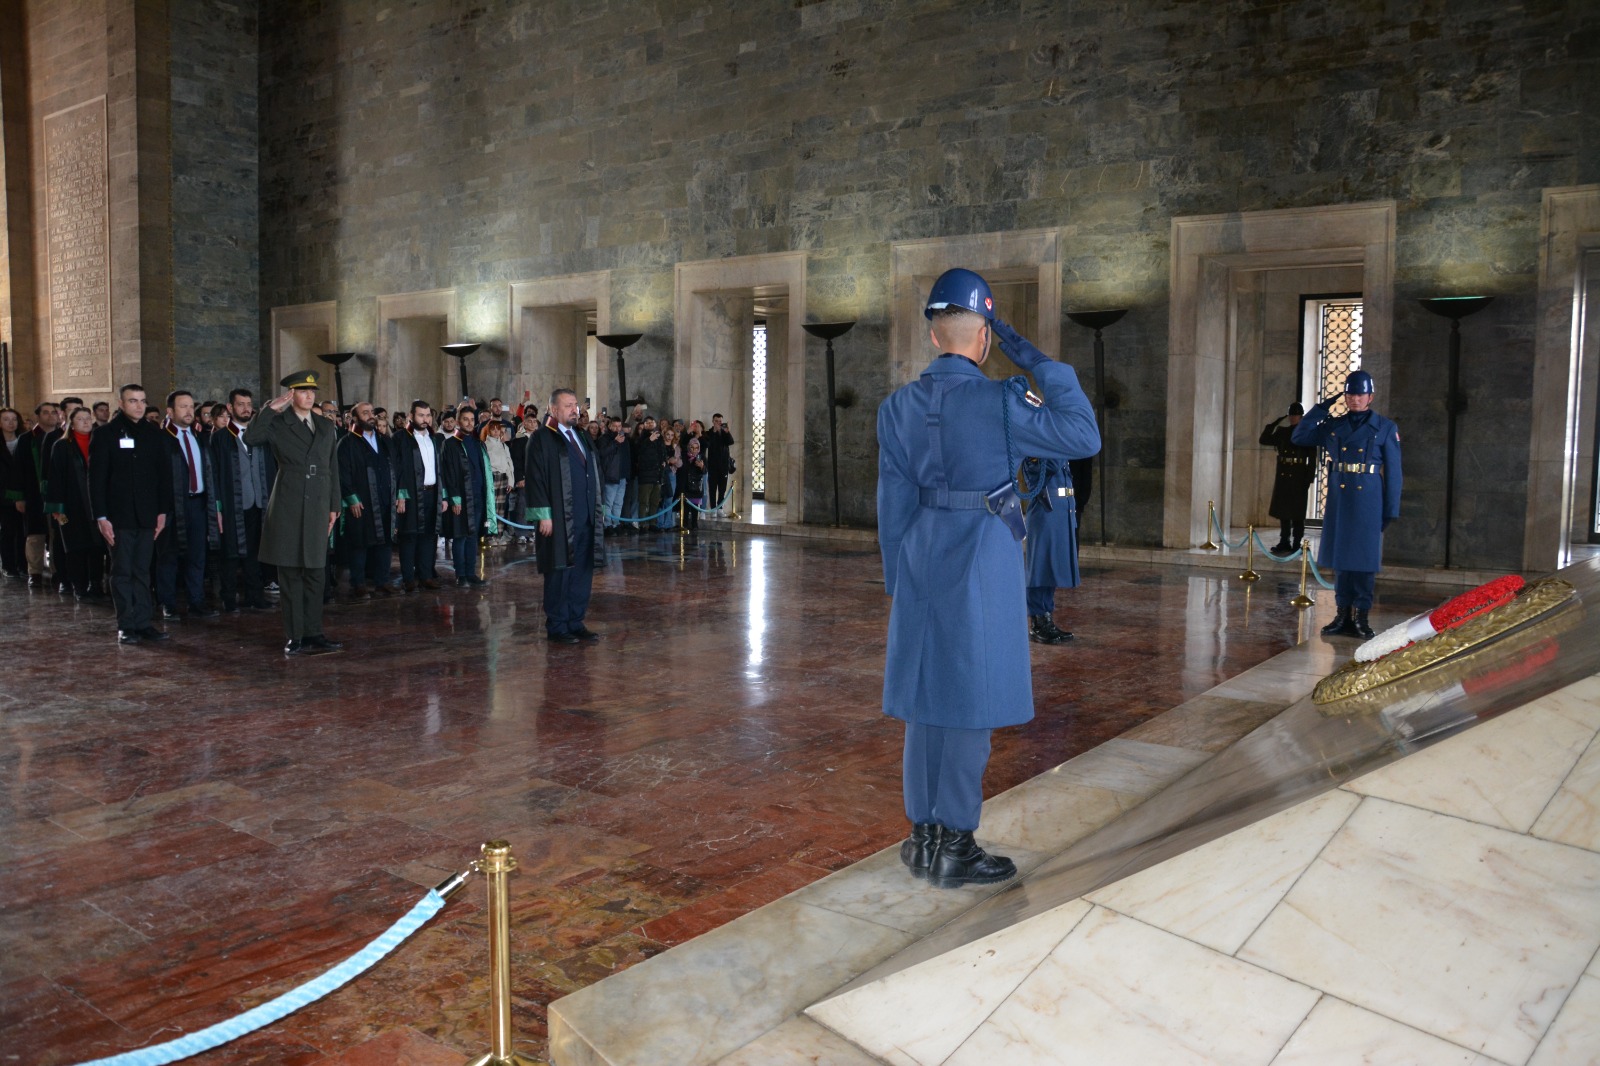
[751,323,767,498]
[1302,296,1363,521]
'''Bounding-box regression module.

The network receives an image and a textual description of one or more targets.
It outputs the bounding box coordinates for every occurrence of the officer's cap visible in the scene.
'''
[280,369,321,391]
[1289,402,1305,416]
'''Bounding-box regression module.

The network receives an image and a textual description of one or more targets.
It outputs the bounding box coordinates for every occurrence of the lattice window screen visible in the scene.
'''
[751,324,768,497]
[1309,299,1363,521]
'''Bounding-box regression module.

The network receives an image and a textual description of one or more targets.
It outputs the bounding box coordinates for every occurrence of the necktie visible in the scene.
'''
[564,428,586,465]
[181,430,198,493]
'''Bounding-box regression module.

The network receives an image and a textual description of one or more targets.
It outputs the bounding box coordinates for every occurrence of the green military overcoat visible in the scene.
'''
[244,405,341,568]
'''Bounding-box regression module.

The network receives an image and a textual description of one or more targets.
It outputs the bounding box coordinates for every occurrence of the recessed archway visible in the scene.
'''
[1165,202,1396,548]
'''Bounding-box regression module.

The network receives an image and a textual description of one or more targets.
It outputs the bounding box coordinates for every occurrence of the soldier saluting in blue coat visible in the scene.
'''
[1021,457,1085,644]
[878,268,1101,888]
[1291,369,1402,639]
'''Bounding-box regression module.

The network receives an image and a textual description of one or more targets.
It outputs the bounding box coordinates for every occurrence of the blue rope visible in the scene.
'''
[1207,506,1250,550]
[72,888,449,1066]
[1305,548,1337,590]
[1250,528,1302,563]
[488,492,728,531]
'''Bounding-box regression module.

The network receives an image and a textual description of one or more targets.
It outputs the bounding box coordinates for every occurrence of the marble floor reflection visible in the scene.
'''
[0,534,1438,1065]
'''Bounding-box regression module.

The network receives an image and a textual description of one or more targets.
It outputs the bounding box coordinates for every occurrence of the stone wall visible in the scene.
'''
[169,0,259,405]
[258,0,1600,560]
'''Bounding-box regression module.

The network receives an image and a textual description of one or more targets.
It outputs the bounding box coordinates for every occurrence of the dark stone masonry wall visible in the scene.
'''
[169,0,259,406]
[254,0,1599,562]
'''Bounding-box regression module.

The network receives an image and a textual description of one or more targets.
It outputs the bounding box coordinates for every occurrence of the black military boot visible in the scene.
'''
[899,823,940,878]
[1321,606,1353,636]
[928,829,1017,889]
[1352,609,1375,639]
[1039,614,1074,642]
[1029,615,1062,644]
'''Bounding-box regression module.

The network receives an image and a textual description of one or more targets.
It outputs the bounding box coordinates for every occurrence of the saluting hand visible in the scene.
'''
[267,391,293,412]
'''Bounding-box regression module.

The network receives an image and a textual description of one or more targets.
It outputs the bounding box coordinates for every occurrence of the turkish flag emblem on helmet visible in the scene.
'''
[985,297,993,310]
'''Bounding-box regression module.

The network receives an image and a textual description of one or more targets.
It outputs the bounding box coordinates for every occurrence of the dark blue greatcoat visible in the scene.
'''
[1023,458,1080,591]
[1291,402,1402,572]
[878,354,1100,730]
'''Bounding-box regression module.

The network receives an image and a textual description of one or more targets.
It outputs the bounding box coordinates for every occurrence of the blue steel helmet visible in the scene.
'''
[924,268,996,321]
[1344,369,1375,395]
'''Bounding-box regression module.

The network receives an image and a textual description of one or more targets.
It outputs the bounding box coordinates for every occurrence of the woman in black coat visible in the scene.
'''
[43,406,106,600]
[0,407,26,578]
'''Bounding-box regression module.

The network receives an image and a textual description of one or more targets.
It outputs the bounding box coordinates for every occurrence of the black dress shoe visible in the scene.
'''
[283,639,304,655]
[136,627,170,642]
[899,823,941,879]
[303,635,343,651]
[118,630,143,645]
[189,607,220,619]
[547,632,581,645]
[928,829,1017,889]
[572,626,600,642]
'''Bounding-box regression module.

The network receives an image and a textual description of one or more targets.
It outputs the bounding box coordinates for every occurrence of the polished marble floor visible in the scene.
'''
[0,533,1440,1065]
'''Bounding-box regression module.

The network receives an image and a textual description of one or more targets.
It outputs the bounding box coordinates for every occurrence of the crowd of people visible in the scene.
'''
[0,383,736,648]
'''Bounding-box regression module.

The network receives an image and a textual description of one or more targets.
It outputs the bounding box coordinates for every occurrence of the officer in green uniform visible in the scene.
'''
[244,370,343,655]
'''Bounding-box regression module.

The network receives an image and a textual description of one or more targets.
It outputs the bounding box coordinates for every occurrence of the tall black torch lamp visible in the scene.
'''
[440,343,481,403]
[596,333,646,415]
[802,321,856,527]
[316,352,357,412]
[1420,295,1492,569]
[1065,309,1127,546]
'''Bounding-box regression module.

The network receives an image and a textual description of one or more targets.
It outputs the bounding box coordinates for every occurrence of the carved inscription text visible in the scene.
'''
[44,98,111,394]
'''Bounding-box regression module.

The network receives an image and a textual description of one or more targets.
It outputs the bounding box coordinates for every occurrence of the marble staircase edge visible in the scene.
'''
[546,638,1329,1065]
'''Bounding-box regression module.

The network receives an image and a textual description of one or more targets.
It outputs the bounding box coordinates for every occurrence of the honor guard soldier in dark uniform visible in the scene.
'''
[1022,457,1085,644]
[878,268,1100,888]
[1292,370,1402,639]
[1259,401,1317,554]
[245,370,343,655]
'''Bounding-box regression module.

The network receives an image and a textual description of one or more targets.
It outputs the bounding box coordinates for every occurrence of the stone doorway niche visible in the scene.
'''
[1230,266,1363,530]
[374,289,458,414]
[1164,202,1396,548]
[674,252,806,518]
[269,301,337,393]
[1525,185,1600,572]
[509,272,609,420]
[888,230,1062,392]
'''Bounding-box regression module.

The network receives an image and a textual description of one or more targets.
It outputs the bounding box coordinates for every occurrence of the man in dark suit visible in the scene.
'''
[526,388,605,643]
[210,388,275,612]
[90,384,175,644]
[245,370,343,655]
[336,401,398,598]
[392,399,444,591]
[156,390,220,619]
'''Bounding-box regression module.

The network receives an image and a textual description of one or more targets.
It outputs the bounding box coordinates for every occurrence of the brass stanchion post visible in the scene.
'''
[1290,541,1316,607]
[477,537,487,583]
[466,841,538,1066]
[1238,524,1260,582]
[1200,500,1219,550]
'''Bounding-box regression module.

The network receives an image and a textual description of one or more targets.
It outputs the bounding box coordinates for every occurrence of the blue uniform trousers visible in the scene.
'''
[1026,586,1054,616]
[1336,570,1377,611]
[903,722,991,832]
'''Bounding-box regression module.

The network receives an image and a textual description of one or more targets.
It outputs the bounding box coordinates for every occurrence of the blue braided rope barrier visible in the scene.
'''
[71,884,456,1066]
[488,493,730,532]
[1206,507,1250,550]
[1240,528,1338,590]
[1250,528,1302,564]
